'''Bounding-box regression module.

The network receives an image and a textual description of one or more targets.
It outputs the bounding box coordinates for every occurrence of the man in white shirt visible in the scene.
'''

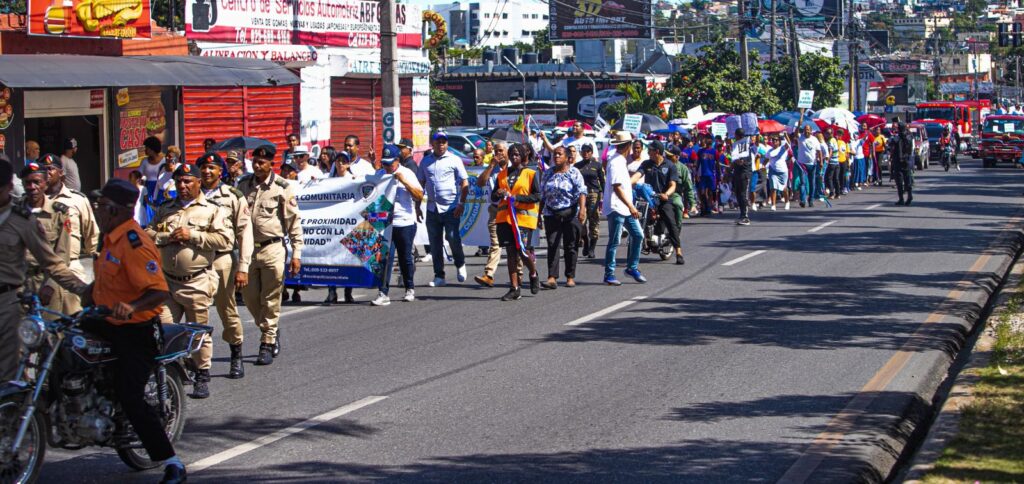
[344,135,376,176]
[60,137,82,191]
[370,145,424,306]
[602,131,646,286]
[538,121,590,162]
[795,125,822,208]
[292,145,323,184]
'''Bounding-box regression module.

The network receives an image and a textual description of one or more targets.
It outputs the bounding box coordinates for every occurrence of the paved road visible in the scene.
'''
[40,160,1024,483]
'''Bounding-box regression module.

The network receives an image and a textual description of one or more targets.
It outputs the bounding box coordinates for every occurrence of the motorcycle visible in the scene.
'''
[941,145,957,172]
[0,294,210,483]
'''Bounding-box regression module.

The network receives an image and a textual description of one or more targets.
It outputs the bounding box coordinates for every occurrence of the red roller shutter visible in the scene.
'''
[183,85,298,161]
[245,86,300,153]
[330,77,415,157]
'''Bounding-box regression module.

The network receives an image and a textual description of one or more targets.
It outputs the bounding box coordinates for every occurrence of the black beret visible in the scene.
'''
[173,163,199,179]
[196,152,225,168]
[19,161,47,179]
[0,156,12,187]
[252,145,276,159]
[37,153,62,169]
[101,178,139,207]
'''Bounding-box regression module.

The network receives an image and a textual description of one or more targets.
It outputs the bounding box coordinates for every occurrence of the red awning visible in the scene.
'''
[883,76,905,87]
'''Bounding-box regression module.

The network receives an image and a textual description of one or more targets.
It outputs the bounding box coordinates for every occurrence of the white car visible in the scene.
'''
[577,89,627,118]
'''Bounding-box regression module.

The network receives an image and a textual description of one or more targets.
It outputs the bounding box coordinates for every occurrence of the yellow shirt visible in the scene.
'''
[874,135,887,153]
[837,139,849,163]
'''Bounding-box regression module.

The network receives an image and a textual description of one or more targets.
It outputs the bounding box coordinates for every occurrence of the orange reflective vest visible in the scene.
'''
[495,167,539,230]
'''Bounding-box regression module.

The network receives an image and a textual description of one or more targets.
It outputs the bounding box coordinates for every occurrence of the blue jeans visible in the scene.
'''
[604,212,643,279]
[811,163,824,200]
[426,208,466,278]
[793,164,813,204]
[381,224,416,295]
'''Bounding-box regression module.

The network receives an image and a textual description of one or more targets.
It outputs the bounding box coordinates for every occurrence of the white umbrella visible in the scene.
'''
[812,108,859,134]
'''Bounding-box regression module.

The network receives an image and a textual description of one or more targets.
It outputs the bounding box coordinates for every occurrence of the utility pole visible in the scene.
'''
[1017,56,1021,103]
[790,6,801,109]
[769,0,777,62]
[738,0,749,80]
[933,18,941,100]
[381,0,401,148]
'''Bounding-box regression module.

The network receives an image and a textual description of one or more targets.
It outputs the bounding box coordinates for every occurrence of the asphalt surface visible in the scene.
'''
[39,159,1024,483]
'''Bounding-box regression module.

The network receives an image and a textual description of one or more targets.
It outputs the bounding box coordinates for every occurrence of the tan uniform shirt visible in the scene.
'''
[0,202,87,294]
[203,182,254,273]
[52,185,99,261]
[237,172,303,259]
[25,197,72,269]
[145,194,233,277]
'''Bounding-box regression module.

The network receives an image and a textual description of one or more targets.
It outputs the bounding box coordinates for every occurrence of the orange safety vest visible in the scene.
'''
[495,167,539,230]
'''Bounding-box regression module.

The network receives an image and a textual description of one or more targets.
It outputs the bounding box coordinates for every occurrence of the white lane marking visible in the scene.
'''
[808,220,838,233]
[722,250,767,267]
[565,296,648,326]
[244,305,321,324]
[190,396,388,473]
[866,203,882,210]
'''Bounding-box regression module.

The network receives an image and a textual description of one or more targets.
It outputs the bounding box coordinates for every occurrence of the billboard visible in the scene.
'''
[185,0,422,49]
[433,80,477,127]
[111,86,175,180]
[28,0,152,39]
[566,79,644,121]
[549,0,652,41]
[750,0,843,38]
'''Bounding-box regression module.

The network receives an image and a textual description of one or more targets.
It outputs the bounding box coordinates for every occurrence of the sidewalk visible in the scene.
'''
[903,261,1024,483]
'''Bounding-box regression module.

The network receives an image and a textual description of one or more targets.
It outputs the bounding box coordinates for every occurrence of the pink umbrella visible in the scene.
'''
[855,114,886,129]
[557,120,593,130]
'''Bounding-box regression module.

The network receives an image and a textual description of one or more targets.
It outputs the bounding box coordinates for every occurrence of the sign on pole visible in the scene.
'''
[710,122,728,138]
[685,105,704,120]
[382,107,400,145]
[622,114,644,135]
[798,90,815,109]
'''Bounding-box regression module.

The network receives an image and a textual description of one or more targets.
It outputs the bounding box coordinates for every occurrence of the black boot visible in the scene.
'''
[255,343,274,366]
[500,287,522,301]
[272,329,281,357]
[228,344,244,379]
[191,370,210,399]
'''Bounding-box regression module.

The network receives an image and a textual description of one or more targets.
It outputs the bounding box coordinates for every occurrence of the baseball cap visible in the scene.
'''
[432,130,448,141]
[648,140,665,154]
[63,137,78,151]
[225,150,242,162]
[333,151,352,164]
[380,144,401,165]
[397,138,414,149]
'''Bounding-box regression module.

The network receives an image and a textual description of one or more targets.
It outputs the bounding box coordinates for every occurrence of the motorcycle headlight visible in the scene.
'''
[18,317,46,349]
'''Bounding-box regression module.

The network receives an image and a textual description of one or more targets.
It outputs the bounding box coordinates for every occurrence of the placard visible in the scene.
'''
[685,105,704,120]
[710,122,727,138]
[798,90,815,109]
[622,114,643,135]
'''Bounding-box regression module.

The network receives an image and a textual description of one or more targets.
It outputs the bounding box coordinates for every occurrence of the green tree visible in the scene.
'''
[602,83,673,121]
[670,41,783,115]
[767,51,845,111]
[151,0,184,30]
[532,29,551,53]
[430,88,463,129]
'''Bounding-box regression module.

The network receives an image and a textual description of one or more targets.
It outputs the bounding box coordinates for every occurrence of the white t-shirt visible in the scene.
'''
[141,158,164,181]
[381,165,422,227]
[797,135,820,166]
[561,136,590,162]
[766,144,790,172]
[349,158,375,177]
[603,152,633,217]
[296,165,325,184]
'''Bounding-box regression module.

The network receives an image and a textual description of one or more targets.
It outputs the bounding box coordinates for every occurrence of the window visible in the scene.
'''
[532,13,538,18]
[542,14,548,19]
[502,13,508,19]
[503,31,508,36]
[523,13,528,18]
[484,12,490,17]
[522,30,530,36]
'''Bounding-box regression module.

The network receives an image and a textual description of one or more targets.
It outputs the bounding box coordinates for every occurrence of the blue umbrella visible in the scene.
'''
[653,124,689,136]
[786,118,820,134]
[209,136,275,153]
[770,111,802,125]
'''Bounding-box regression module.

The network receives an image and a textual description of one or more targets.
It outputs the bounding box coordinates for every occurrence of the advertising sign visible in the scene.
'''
[111,87,175,179]
[197,43,319,63]
[752,0,843,37]
[549,0,652,41]
[433,80,477,127]
[566,79,645,121]
[29,0,152,39]
[0,86,24,168]
[185,0,422,49]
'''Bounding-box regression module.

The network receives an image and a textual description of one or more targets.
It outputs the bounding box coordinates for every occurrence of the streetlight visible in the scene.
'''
[569,56,597,120]
[504,56,527,126]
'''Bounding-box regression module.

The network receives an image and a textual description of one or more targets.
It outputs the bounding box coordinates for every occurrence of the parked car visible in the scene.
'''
[577,89,627,118]
[445,131,488,154]
[913,121,954,161]
[980,115,1024,167]
[907,125,930,170]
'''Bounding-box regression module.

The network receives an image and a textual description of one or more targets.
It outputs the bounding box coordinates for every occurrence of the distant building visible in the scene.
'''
[893,13,952,39]
[429,0,549,48]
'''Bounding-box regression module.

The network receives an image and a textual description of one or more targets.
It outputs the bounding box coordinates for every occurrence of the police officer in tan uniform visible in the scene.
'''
[0,157,89,381]
[146,163,232,399]
[19,163,75,314]
[198,153,253,379]
[38,153,99,313]
[237,145,302,366]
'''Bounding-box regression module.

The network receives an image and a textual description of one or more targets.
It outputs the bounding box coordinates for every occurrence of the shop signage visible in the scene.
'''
[29,0,152,39]
[112,87,174,174]
[185,0,422,49]
[197,43,319,63]
[549,0,651,40]
[869,59,933,74]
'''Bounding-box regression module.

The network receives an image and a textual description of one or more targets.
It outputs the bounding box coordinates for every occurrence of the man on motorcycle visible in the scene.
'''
[636,141,685,264]
[939,127,958,171]
[82,178,186,484]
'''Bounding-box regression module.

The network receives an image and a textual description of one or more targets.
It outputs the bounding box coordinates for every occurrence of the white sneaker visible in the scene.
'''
[403,289,415,302]
[370,292,391,306]
[456,265,467,282]
[770,204,776,211]
[429,277,446,287]
[417,253,432,263]
[784,201,790,210]
[752,203,758,211]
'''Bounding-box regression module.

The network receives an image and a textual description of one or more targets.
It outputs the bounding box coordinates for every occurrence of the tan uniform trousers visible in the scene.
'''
[585,192,602,242]
[161,270,215,371]
[0,290,21,382]
[483,205,501,278]
[242,242,284,345]
[212,252,244,346]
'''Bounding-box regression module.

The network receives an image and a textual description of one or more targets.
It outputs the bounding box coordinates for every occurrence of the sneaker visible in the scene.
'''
[416,253,432,263]
[799,201,806,208]
[500,287,522,301]
[604,277,622,286]
[784,201,790,210]
[370,292,391,306]
[738,217,751,226]
[752,203,758,212]
[770,204,776,211]
[624,268,647,283]
[956,165,960,171]
[403,289,415,302]
[857,186,863,191]
[474,274,494,287]
[428,277,446,287]
[529,273,540,294]
[456,265,467,282]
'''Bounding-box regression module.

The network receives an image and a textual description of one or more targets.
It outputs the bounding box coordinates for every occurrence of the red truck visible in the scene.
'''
[914,100,991,154]
[979,114,1024,167]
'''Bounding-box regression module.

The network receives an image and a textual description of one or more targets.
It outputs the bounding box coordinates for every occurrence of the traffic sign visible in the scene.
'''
[798,90,815,109]
[382,107,400,144]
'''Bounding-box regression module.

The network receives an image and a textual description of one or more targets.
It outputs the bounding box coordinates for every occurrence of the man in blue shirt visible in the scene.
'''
[417,130,470,286]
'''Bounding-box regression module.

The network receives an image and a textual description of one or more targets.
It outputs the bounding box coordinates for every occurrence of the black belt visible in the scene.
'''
[256,237,283,249]
[215,250,233,256]
[0,283,20,294]
[163,267,210,282]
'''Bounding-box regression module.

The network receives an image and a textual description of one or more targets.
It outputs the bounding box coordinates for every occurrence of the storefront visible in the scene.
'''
[0,54,299,192]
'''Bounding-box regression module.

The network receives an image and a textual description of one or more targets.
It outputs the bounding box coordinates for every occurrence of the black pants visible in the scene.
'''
[825,164,840,196]
[894,169,913,202]
[543,213,581,279]
[381,224,416,294]
[732,169,752,219]
[80,318,176,462]
[655,200,682,250]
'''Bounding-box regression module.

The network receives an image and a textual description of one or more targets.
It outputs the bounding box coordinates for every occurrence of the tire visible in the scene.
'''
[0,396,46,484]
[116,369,187,471]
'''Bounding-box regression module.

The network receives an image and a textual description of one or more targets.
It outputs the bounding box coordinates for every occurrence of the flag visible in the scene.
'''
[506,196,532,259]
[595,113,611,138]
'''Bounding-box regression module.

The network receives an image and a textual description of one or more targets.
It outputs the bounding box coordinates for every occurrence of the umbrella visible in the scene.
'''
[786,118,820,134]
[758,119,786,134]
[557,120,593,130]
[770,111,803,126]
[489,127,528,144]
[856,114,886,129]
[653,124,689,136]
[812,110,859,134]
[209,136,275,153]
[695,114,731,134]
[610,113,669,133]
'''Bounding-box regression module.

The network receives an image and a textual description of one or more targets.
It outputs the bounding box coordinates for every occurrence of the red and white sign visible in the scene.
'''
[197,43,319,63]
[29,0,152,39]
[89,89,104,109]
[185,0,421,49]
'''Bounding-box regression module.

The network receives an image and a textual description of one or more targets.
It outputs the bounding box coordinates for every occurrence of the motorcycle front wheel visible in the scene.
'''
[0,396,45,484]
[116,368,187,470]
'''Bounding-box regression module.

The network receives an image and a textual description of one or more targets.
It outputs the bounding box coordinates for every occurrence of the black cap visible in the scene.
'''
[667,145,682,158]
[648,140,665,154]
[0,155,11,187]
[37,153,62,169]
[279,162,298,173]
[397,138,413,149]
[100,178,140,208]
[252,145,276,159]
[172,163,199,179]
[19,161,47,179]
[196,152,225,168]
[63,137,78,151]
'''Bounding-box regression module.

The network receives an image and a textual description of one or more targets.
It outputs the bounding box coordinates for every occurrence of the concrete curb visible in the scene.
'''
[898,259,1024,482]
